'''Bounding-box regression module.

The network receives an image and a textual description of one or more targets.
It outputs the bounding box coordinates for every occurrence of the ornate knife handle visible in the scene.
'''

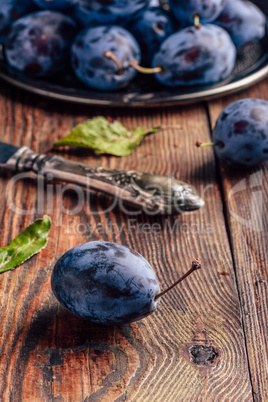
[14,149,204,215]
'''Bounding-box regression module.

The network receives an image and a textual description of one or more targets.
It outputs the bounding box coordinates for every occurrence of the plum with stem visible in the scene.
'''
[71,25,143,91]
[196,98,268,168]
[51,241,202,325]
[169,0,226,26]
[126,5,174,65]
[152,22,236,87]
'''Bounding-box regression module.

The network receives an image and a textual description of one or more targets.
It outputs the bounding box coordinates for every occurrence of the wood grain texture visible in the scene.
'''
[208,81,268,402]
[0,80,258,401]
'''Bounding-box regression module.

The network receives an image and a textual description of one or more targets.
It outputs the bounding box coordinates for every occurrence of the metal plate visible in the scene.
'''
[0,29,268,107]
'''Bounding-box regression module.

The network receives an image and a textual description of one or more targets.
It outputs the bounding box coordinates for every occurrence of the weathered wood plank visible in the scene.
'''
[208,81,268,401]
[0,82,253,401]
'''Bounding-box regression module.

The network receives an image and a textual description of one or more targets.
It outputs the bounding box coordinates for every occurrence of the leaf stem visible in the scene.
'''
[159,125,182,130]
[155,258,202,301]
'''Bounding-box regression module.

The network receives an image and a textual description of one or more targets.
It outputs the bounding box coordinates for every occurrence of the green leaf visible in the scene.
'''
[54,116,161,156]
[0,215,52,274]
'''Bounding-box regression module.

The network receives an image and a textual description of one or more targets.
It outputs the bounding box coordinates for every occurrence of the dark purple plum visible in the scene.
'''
[152,24,236,87]
[73,0,149,27]
[214,0,266,49]
[169,0,226,26]
[71,26,141,91]
[126,5,174,65]
[32,0,73,11]
[4,11,77,76]
[212,98,268,168]
[0,0,36,44]
[51,241,161,325]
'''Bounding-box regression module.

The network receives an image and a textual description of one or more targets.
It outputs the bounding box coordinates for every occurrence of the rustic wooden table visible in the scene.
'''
[0,76,267,401]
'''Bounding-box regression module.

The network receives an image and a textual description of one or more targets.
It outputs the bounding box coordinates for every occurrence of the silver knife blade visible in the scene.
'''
[0,141,204,215]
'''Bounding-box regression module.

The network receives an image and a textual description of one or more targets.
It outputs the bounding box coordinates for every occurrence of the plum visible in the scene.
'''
[197,98,268,168]
[71,26,141,91]
[0,0,36,44]
[212,99,268,168]
[51,241,201,325]
[5,11,77,76]
[126,5,174,65]
[214,0,266,49]
[32,0,73,11]
[51,242,161,325]
[152,24,236,87]
[73,0,149,27]
[169,0,226,26]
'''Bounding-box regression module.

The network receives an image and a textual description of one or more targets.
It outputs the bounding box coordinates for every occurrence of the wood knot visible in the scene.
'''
[189,345,218,365]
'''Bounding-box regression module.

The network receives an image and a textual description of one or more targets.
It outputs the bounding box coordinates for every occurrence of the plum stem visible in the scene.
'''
[196,141,215,148]
[104,50,123,75]
[194,15,201,29]
[196,140,224,148]
[155,258,202,301]
[130,60,162,74]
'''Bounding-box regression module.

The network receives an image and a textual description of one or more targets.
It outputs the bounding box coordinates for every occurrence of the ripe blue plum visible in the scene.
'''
[73,0,149,27]
[212,98,268,168]
[0,0,36,44]
[215,0,266,48]
[51,242,161,325]
[152,24,236,87]
[32,0,73,11]
[169,0,226,26]
[71,26,141,91]
[5,11,77,76]
[126,5,174,65]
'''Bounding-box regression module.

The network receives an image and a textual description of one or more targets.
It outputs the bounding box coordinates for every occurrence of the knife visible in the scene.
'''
[0,142,204,215]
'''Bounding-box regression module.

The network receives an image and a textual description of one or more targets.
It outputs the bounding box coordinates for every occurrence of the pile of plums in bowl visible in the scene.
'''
[0,0,267,91]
